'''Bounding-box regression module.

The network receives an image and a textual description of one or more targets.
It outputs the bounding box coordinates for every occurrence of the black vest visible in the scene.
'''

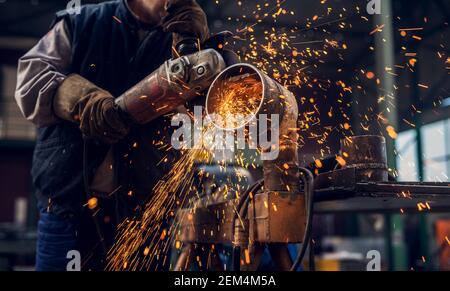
[32,0,176,216]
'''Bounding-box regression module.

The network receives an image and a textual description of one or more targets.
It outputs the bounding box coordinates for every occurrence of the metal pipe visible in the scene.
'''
[205,63,300,193]
[374,0,398,169]
[340,135,388,182]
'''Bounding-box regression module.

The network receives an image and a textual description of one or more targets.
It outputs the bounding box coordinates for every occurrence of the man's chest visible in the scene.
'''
[73,26,173,96]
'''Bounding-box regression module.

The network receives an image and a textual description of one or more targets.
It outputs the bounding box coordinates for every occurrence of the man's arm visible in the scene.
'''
[15,20,72,127]
[15,19,130,144]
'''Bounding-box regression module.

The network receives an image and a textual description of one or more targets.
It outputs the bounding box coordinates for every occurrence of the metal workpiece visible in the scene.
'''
[115,49,226,124]
[340,135,388,182]
[206,63,301,193]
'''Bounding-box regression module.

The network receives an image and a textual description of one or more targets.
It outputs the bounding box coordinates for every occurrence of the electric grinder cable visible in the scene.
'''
[83,141,108,255]
[290,167,315,271]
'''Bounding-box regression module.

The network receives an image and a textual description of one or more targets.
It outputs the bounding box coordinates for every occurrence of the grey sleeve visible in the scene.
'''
[14,19,72,127]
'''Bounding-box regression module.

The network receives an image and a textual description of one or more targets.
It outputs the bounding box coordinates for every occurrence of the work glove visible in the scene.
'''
[53,74,130,144]
[161,0,209,53]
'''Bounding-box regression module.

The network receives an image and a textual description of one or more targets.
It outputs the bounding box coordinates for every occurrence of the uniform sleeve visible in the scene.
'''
[15,19,72,127]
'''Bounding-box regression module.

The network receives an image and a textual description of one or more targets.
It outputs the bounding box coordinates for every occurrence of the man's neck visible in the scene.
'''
[126,0,160,26]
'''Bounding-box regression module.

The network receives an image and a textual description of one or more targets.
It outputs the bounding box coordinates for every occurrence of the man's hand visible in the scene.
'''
[161,0,209,48]
[79,92,130,144]
[53,74,130,144]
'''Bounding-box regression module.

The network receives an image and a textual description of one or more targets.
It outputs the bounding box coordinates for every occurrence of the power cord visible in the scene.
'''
[83,140,108,255]
[290,167,315,271]
[231,179,264,271]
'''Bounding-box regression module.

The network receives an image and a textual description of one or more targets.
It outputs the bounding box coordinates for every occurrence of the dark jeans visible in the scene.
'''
[35,211,79,271]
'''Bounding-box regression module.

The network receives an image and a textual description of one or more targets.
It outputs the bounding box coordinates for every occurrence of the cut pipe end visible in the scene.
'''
[206,63,265,130]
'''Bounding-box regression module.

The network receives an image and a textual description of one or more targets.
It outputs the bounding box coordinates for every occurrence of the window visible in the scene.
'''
[396,119,450,182]
[396,129,419,182]
[422,120,450,182]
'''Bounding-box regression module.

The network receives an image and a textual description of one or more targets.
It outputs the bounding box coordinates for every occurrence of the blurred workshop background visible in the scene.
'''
[0,0,449,271]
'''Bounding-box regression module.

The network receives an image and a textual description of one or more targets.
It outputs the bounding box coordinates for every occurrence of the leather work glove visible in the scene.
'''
[53,74,130,144]
[161,0,209,53]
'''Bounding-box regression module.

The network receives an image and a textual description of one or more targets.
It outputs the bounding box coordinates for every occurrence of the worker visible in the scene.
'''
[14,0,209,271]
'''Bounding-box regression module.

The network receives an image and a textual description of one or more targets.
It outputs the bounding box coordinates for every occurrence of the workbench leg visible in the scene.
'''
[239,244,265,271]
[207,246,224,271]
[268,244,293,271]
[174,244,194,271]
